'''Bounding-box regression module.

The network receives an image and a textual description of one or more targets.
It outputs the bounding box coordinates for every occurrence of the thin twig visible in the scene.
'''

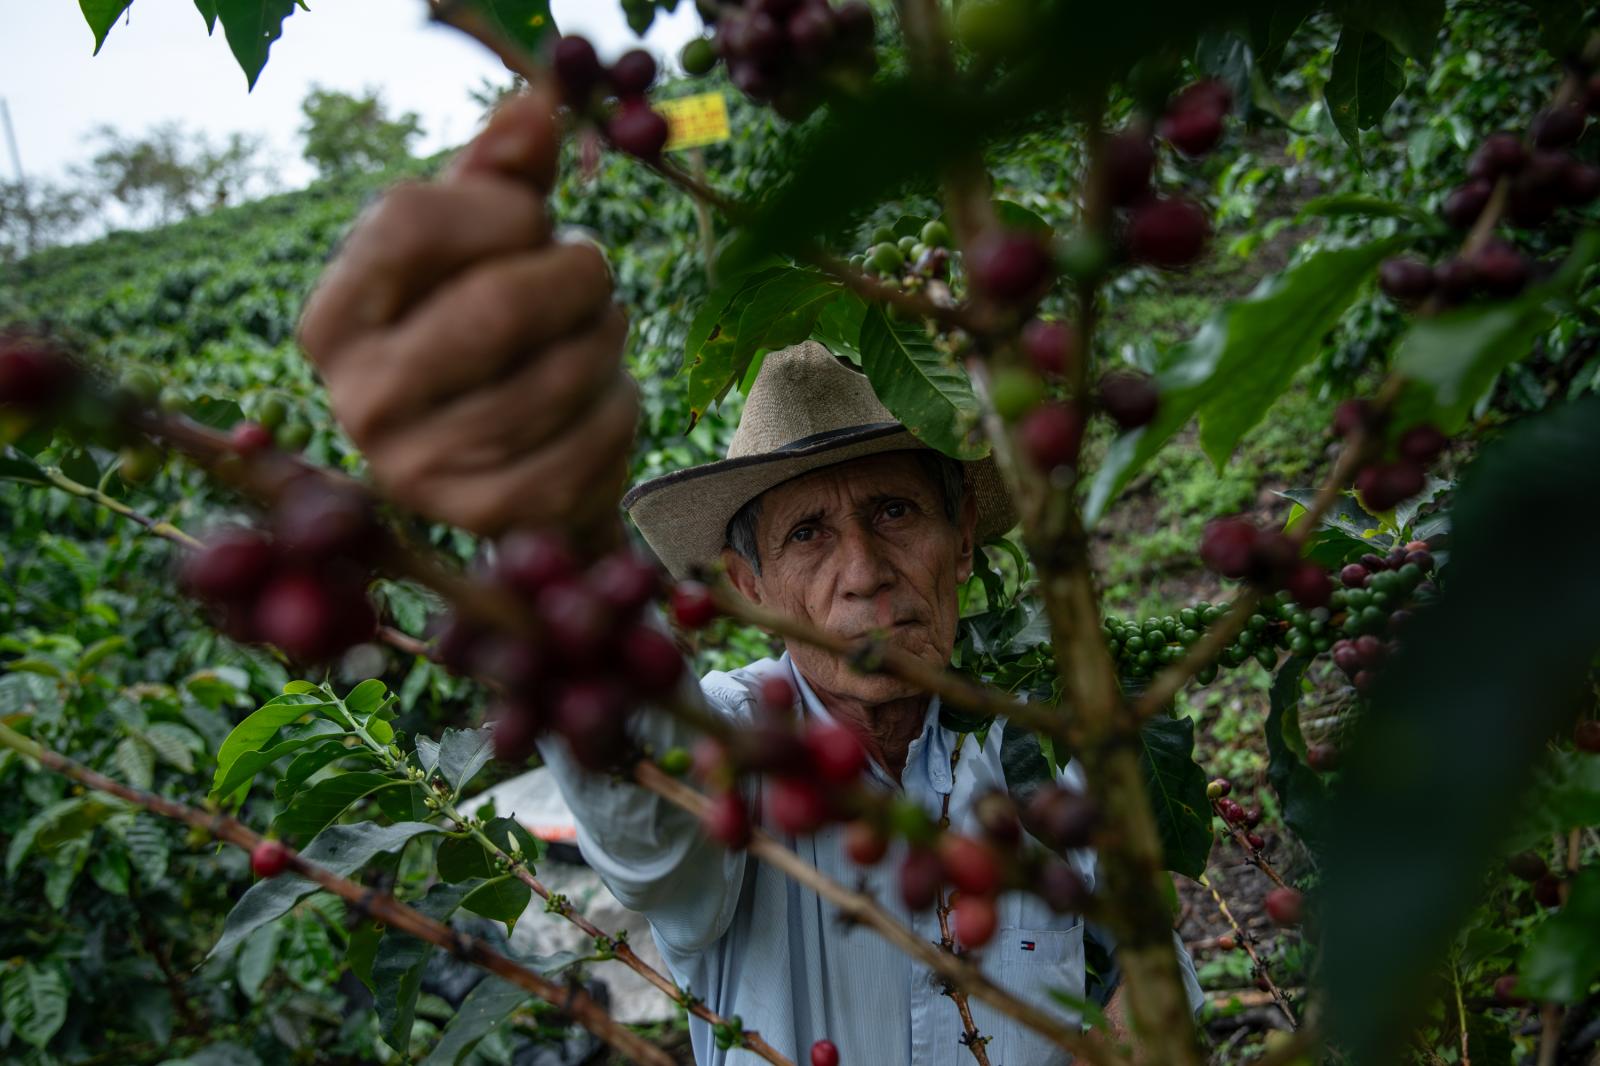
[42,465,202,548]
[632,761,1129,1066]
[1203,876,1296,1029]
[0,722,672,1066]
[933,745,992,1066]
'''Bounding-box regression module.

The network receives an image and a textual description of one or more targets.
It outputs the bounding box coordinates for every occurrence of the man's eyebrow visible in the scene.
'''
[774,509,826,541]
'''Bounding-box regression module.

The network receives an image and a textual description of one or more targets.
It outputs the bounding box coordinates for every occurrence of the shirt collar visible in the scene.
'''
[780,652,954,796]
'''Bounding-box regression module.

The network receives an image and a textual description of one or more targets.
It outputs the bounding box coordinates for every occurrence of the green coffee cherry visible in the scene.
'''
[921,220,952,248]
[869,242,905,274]
[871,225,896,246]
[990,368,1046,421]
[680,37,718,76]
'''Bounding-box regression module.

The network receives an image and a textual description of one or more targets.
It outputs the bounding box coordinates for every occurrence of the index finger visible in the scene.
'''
[444,87,562,190]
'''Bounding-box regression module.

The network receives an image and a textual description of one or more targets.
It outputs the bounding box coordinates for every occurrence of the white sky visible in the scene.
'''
[0,0,703,192]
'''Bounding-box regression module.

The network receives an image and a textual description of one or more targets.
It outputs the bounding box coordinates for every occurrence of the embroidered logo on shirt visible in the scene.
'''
[1020,940,1036,951]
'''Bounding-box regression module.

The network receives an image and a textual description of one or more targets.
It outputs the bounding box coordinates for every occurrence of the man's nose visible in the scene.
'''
[836,523,895,600]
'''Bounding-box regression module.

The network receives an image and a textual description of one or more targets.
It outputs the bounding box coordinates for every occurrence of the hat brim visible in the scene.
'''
[623,422,1017,579]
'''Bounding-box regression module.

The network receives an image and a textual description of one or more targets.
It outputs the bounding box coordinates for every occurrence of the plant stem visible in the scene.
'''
[1202,875,1296,1029]
[43,465,202,548]
[934,745,992,1066]
[0,721,672,1066]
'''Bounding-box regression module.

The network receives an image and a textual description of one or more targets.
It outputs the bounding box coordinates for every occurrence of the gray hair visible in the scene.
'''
[725,451,966,576]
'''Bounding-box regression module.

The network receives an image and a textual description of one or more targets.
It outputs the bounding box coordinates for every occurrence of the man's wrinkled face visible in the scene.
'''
[722,451,977,703]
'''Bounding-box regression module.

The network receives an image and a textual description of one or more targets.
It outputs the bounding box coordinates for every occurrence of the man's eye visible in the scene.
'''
[883,501,909,519]
[790,527,815,543]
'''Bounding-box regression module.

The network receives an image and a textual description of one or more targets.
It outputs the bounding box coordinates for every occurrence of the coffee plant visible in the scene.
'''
[3,1,1600,1064]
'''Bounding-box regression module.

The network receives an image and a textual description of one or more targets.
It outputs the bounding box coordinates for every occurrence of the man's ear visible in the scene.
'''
[721,547,762,606]
[955,492,978,584]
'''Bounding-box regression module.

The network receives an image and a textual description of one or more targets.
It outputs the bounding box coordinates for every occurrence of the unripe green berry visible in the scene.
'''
[869,243,905,274]
[990,368,1046,421]
[921,220,952,248]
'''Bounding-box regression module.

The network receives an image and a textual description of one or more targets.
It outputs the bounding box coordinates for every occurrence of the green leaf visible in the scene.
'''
[415,734,443,778]
[142,722,202,774]
[1393,232,1600,433]
[1320,394,1600,1064]
[1523,0,1587,59]
[345,679,387,716]
[210,695,339,799]
[6,796,116,875]
[686,268,845,425]
[1520,868,1600,1003]
[998,721,1054,810]
[114,734,155,790]
[214,0,296,90]
[1088,238,1408,520]
[236,921,282,1002]
[1337,0,1445,62]
[991,200,1052,236]
[76,635,127,672]
[859,307,986,461]
[0,453,48,485]
[117,815,170,885]
[462,0,556,58]
[1,962,67,1048]
[419,976,531,1066]
[77,0,134,54]
[275,743,378,802]
[460,874,533,935]
[90,845,131,895]
[1522,751,1600,840]
[208,821,441,960]
[272,772,399,841]
[1298,193,1434,228]
[1325,25,1405,151]
[346,919,382,993]
[194,0,219,33]
[479,816,544,866]
[1264,658,1331,855]
[373,881,475,1052]
[436,726,495,796]
[1136,717,1212,878]
[437,835,497,883]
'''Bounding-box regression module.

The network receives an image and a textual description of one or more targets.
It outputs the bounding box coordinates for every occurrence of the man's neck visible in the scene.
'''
[801,677,930,785]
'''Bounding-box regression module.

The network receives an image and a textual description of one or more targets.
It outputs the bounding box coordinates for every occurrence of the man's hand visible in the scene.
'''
[297,91,636,537]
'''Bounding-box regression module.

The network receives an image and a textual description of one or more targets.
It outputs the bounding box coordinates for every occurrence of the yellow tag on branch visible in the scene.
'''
[656,92,731,151]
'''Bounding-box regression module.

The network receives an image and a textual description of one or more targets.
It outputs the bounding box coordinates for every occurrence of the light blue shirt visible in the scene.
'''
[538,653,1203,1065]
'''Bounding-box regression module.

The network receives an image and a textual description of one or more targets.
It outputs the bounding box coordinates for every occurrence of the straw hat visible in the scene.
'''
[622,341,1017,579]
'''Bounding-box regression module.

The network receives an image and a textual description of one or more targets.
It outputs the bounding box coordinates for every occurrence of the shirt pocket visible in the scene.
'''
[992,922,1085,1066]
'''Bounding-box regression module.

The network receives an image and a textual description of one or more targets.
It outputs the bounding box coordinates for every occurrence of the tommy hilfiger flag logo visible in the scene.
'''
[1020,940,1036,951]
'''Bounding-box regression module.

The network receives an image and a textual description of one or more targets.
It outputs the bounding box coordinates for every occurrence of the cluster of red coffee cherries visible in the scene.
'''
[1208,777,1269,852]
[181,479,382,663]
[1333,402,1448,511]
[0,333,80,417]
[1380,92,1599,307]
[430,533,693,771]
[688,0,875,118]
[553,37,672,160]
[1200,517,1335,610]
[1103,80,1232,270]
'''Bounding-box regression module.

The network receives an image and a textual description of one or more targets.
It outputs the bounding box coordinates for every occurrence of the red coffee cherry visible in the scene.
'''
[554,35,604,104]
[810,1039,840,1066]
[973,790,1022,847]
[273,480,378,562]
[1019,402,1085,471]
[844,820,889,865]
[618,624,685,699]
[1216,934,1237,951]
[1246,831,1266,851]
[1332,398,1375,438]
[1216,797,1247,825]
[1493,974,1529,1007]
[1441,179,1492,229]
[1206,777,1232,799]
[1574,720,1600,754]
[968,230,1054,304]
[230,421,275,456]
[1562,161,1600,206]
[1354,635,1386,667]
[1246,530,1297,585]
[1025,785,1099,850]
[1506,850,1548,883]
[1306,743,1340,773]
[769,776,831,835]
[1200,518,1259,579]
[537,581,611,666]
[804,721,868,783]
[551,681,630,771]
[1340,563,1369,589]
[0,337,77,412]
[1038,858,1089,913]
[1531,104,1585,149]
[1285,562,1333,610]
[835,1,874,48]
[1021,319,1078,377]
[1127,197,1210,268]
[1265,886,1303,927]
[1103,131,1155,206]
[182,528,276,603]
[671,581,719,629]
[1532,873,1563,908]
[607,100,670,160]
[608,48,658,95]
[251,839,291,878]
[703,788,751,849]
[1378,258,1437,304]
[758,674,797,718]
[490,702,543,764]
[1357,460,1426,511]
[496,531,577,599]
[788,4,837,61]
[938,834,1003,897]
[954,893,999,948]
[1097,373,1159,430]
[898,846,943,911]
[1468,131,1528,181]
[1397,423,1447,464]
[1332,640,1361,676]
[254,570,375,662]
[1433,257,1480,305]
[1468,240,1529,298]
[1507,151,1567,227]
[587,552,662,615]
[1159,105,1225,158]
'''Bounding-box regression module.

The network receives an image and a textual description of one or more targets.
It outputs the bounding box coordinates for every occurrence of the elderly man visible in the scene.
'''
[300,92,1201,1064]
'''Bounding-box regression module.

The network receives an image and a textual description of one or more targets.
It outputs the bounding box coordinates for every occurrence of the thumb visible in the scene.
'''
[444,87,562,191]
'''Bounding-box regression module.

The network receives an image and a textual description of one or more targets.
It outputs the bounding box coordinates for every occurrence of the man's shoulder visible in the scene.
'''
[698,656,787,718]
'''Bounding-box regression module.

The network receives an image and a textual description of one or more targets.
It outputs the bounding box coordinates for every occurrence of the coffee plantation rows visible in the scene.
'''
[4,1,1600,1064]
